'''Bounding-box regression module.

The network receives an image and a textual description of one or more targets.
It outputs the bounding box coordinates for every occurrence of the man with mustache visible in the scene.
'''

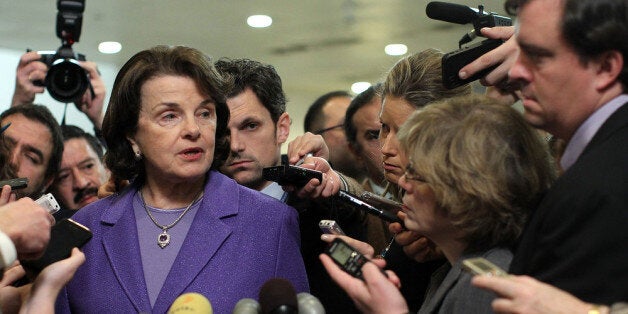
[49,125,108,219]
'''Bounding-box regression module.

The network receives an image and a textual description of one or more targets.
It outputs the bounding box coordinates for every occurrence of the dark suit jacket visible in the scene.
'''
[290,172,367,314]
[419,248,511,314]
[510,103,628,304]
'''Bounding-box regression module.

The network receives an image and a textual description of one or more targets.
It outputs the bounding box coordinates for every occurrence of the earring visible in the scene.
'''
[134,150,142,160]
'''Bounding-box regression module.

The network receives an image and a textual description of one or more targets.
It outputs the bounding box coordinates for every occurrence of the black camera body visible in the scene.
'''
[426,2,512,89]
[441,38,504,89]
[35,0,88,103]
[36,47,89,103]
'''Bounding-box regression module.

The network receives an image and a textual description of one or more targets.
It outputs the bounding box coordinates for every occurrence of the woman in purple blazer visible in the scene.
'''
[55,45,308,314]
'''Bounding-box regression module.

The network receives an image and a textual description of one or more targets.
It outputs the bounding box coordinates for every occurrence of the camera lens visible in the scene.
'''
[45,58,89,103]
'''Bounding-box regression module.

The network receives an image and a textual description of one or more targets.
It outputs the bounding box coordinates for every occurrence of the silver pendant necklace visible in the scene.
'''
[140,190,203,249]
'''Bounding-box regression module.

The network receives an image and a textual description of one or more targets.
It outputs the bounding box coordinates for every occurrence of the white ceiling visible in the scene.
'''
[0,0,508,136]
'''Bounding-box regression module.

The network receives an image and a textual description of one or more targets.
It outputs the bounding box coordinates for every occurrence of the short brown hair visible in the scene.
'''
[102,45,230,183]
[398,95,556,252]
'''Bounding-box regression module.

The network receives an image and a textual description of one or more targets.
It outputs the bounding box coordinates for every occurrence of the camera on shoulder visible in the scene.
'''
[33,0,89,103]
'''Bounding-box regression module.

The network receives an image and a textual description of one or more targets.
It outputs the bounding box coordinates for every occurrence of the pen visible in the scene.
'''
[0,122,11,134]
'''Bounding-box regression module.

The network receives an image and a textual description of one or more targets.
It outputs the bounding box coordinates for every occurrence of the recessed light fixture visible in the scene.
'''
[98,41,122,54]
[385,44,407,56]
[247,15,272,28]
[351,82,371,94]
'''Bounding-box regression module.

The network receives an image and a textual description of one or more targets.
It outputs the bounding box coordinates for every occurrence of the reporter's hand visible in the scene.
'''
[471,275,598,314]
[12,51,47,107]
[320,254,406,314]
[97,175,129,199]
[459,26,517,87]
[20,248,85,314]
[389,212,443,262]
[74,61,105,130]
[285,157,341,198]
[0,185,17,206]
[0,198,54,260]
[287,132,330,164]
[0,263,30,314]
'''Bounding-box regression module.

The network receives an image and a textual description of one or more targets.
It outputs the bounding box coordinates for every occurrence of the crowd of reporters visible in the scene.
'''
[0,0,627,312]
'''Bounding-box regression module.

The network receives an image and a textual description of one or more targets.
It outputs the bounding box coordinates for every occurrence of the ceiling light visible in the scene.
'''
[98,41,122,54]
[247,15,272,28]
[385,44,407,56]
[351,82,371,94]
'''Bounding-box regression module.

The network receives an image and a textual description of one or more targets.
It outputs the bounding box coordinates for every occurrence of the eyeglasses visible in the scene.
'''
[314,123,344,135]
[403,162,427,183]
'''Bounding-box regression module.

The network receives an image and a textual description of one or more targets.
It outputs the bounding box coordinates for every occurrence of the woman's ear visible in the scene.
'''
[127,136,141,159]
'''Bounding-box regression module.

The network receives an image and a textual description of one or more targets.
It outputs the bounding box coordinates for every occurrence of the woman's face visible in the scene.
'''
[379,95,416,185]
[398,152,450,239]
[128,75,217,184]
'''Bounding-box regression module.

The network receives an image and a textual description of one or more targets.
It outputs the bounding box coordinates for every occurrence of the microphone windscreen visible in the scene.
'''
[258,278,298,314]
[167,292,213,314]
[232,298,261,314]
[426,1,479,24]
[297,292,326,314]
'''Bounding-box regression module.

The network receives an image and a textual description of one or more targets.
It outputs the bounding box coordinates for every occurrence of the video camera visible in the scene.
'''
[34,0,90,103]
[426,1,512,89]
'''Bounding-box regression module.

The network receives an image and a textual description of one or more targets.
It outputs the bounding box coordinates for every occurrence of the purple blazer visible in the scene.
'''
[55,171,309,313]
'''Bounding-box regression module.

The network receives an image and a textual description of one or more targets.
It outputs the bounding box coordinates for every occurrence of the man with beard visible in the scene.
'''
[0,104,63,200]
[215,58,368,313]
[50,125,108,219]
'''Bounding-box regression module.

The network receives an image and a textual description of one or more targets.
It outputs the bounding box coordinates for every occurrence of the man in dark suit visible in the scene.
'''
[504,0,628,305]
[214,58,368,313]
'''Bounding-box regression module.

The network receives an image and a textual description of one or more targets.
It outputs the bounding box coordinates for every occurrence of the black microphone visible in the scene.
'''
[258,278,298,314]
[426,1,480,25]
[426,1,512,46]
[336,190,404,226]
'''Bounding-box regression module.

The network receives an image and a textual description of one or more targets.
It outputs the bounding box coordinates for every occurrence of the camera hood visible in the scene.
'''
[45,56,89,103]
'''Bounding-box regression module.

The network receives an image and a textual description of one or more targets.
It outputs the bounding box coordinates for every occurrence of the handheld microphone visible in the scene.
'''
[426,1,512,46]
[426,2,510,26]
[167,292,213,314]
[258,278,298,314]
[426,1,480,24]
[297,293,326,314]
[336,190,404,226]
[232,298,261,314]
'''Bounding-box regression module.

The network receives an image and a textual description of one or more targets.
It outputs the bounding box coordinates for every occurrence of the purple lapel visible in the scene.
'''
[100,188,152,311]
[152,172,239,313]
